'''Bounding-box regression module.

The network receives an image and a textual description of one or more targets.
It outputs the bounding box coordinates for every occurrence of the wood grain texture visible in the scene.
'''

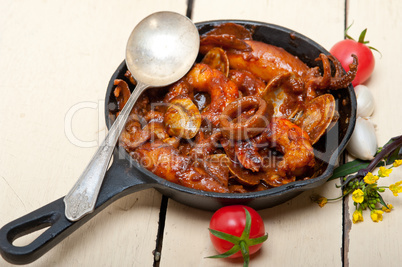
[0,0,187,266]
[161,186,343,267]
[345,1,402,266]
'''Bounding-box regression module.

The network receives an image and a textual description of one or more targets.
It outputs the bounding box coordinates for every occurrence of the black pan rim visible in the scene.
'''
[105,19,357,203]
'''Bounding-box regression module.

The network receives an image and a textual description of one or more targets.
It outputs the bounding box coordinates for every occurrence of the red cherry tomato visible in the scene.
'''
[209,205,266,258]
[330,28,376,86]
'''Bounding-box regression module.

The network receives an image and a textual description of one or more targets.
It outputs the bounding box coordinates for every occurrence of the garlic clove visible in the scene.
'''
[346,117,378,160]
[355,85,375,118]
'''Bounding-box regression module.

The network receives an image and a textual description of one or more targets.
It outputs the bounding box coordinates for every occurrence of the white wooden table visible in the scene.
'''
[1,0,401,266]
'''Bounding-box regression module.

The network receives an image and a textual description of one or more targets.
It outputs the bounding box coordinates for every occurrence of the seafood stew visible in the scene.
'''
[0,21,357,266]
[110,22,357,194]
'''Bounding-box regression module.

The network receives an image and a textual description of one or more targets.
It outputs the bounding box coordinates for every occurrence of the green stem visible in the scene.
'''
[326,195,345,202]
[240,240,249,267]
[347,135,402,182]
[365,135,402,174]
[327,188,354,202]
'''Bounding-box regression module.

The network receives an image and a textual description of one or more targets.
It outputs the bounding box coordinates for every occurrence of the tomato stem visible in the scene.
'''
[240,240,250,267]
[344,22,355,40]
[344,24,381,56]
[358,28,369,44]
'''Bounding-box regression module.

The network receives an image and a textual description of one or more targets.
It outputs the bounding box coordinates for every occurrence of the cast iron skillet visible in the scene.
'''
[0,20,356,265]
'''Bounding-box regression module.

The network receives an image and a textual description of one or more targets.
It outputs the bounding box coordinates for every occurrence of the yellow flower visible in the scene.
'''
[370,210,384,222]
[311,195,328,207]
[382,204,393,213]
[389,181,402,196]
[352,189,365,203]
[352,210,364,224]
[363,172,379,184]
[393,159,402,167]
[378,166,392,177]
[317,197,328,208]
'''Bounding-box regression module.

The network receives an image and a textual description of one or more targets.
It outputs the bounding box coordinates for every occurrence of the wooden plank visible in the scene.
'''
[345,1,402,266]
[0,0,187,266]
[192,0,345,50]
[160,0,346,266]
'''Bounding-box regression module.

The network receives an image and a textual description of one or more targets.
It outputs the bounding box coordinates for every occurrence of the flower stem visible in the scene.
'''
[357,135,402,178]
[240,240,249,267]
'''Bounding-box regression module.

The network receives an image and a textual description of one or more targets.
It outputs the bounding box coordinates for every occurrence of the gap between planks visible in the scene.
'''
[153,1,352,266]
[153,2,195,266]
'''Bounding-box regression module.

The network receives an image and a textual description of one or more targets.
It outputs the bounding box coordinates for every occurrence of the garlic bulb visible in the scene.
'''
[347,117,378,160]
[355,85,375,118]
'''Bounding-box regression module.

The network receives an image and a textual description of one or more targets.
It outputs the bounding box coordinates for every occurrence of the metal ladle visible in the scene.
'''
[64,11,200,221]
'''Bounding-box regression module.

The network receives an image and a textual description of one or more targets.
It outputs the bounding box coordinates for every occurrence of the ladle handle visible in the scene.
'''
[0,159,153,265]
[64,81,149,221]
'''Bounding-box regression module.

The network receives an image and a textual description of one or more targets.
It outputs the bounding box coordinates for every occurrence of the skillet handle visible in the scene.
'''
[0,158,153,265]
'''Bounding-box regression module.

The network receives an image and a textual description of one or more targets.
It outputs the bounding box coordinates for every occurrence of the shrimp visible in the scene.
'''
[164,63,239,126]
[134,141,228,193]
[184,63,239,125]
[224,118,315,187]
[257,118,315,176]
[164,80,193,103]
